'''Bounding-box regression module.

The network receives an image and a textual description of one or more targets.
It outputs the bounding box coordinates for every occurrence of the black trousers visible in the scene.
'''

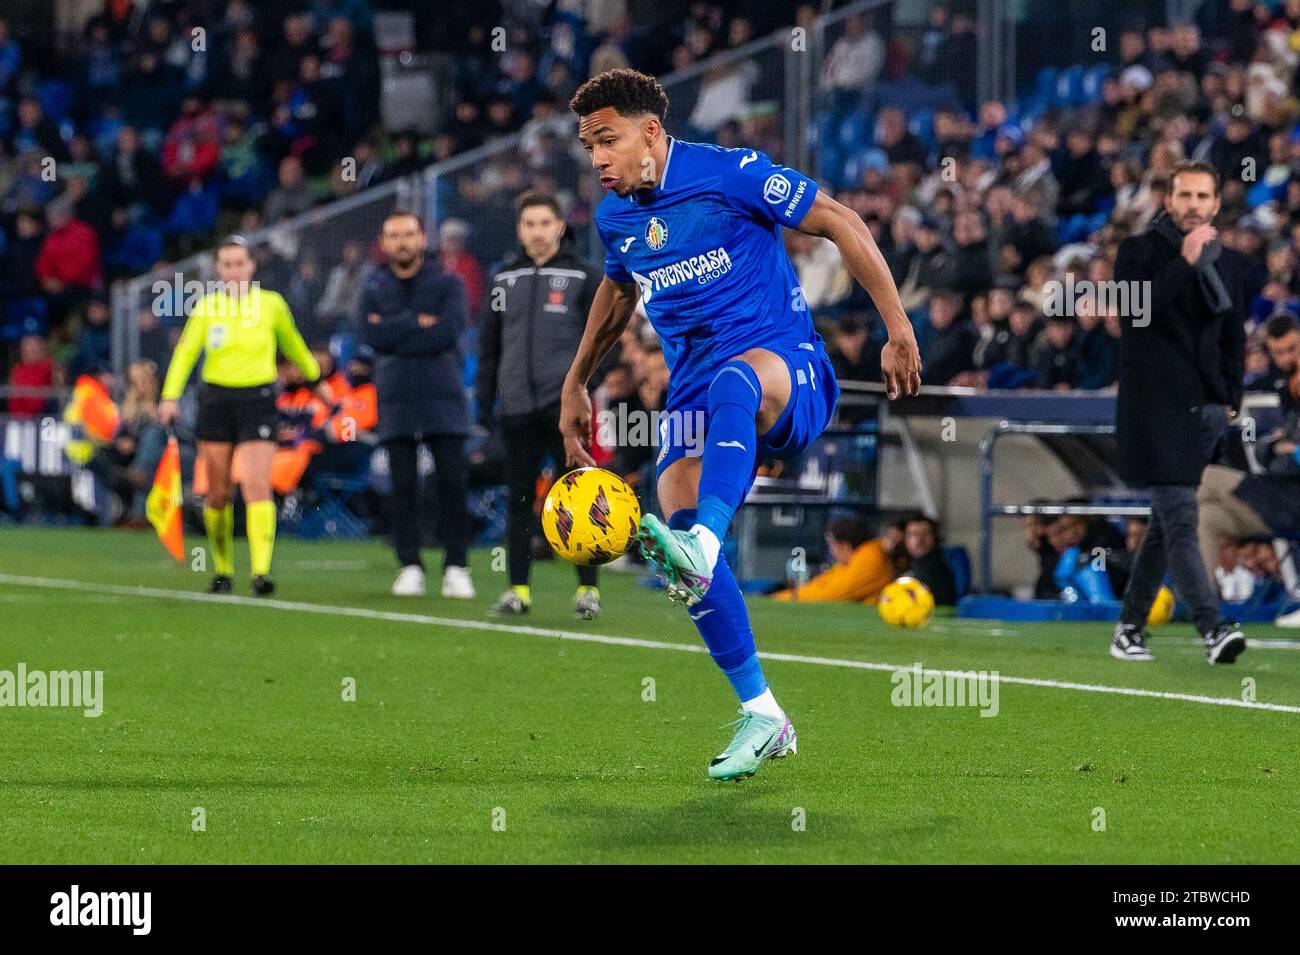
[383,434,469,570]
[1120,405,1229,634]
[501,404,597,588]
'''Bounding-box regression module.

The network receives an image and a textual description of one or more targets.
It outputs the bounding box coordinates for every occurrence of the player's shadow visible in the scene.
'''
[540,789,862,856]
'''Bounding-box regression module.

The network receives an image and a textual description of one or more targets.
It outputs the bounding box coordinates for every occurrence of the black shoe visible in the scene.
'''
[1110,623,1154,661]
[208,575,233,595]
[1204,621,1246,665]
[252,575,276,597]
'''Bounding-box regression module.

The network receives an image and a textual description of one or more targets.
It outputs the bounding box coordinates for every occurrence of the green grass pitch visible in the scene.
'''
[1,525,1298,864]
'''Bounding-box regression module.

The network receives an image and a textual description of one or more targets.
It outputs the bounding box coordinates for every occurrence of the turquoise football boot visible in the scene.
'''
[707,709,798,781]
[636,513,713,606]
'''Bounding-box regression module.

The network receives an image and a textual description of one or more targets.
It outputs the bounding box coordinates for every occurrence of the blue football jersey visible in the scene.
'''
[595,138,821,407]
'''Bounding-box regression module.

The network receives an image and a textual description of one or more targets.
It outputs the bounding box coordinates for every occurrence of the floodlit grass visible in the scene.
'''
[1,526,1297,863]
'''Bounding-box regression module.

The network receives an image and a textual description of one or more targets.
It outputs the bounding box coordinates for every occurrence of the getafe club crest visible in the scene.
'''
[645,217,668,250]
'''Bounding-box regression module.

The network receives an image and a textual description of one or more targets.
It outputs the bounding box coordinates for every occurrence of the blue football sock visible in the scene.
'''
[668,508,767,702]
[695,361,761,542]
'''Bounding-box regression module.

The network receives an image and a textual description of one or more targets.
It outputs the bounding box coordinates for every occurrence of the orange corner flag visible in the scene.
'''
[147,437,185,562]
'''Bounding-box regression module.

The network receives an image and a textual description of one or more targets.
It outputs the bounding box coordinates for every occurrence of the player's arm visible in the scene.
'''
[271,295,321,380]
[798,192,921,399]
[158,301,208,426]
[270,294,326,402]
[560,276,639,467]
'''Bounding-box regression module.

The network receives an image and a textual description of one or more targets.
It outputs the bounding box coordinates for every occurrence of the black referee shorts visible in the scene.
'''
[195,383,278,445]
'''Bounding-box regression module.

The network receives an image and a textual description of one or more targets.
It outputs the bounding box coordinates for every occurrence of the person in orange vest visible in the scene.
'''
[323,347,378,443]
[270,349,333,496]
[771,516,904,604]
[306,346,379,480]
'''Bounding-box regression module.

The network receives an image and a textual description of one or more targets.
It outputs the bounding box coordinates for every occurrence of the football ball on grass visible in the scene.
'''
[542,467,641,566]
[878,577,936,629]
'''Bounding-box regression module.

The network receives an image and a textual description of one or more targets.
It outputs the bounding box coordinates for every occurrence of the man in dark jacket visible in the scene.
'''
[1112,162,1254,664]
[900,515,956,606]
[361,210,474,600]
[1258,310,1300,415]
[920,289,976,385]
[476,191,603,619]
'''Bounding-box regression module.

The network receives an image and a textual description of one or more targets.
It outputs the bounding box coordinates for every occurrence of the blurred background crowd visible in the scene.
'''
[4,0,1300,604]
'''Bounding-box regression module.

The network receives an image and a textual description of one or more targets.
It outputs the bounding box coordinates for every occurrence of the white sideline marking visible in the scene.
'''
[3,573,1299,715]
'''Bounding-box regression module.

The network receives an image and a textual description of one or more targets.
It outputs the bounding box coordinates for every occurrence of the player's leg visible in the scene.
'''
[657,455,795,780]
[383,436,425,595]
[544,411,600,618]
[1114,501,1168,660]
[198,439,236,593]
[429,434,474,599]
[237,439,277,595]
[492,411,545,614]
[1196,465,1269,575]
[693,347,792,554]
[639,347,804,603]
[1148,484,1244,663]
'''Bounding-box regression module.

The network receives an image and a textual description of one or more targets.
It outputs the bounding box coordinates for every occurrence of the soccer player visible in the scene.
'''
[559,69,922,780]
[158,237,327,596]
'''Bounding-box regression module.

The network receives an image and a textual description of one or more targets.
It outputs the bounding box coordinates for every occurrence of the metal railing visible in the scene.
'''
[109,174,420,383]
[111,1,948,390]
[978,421,1149,593]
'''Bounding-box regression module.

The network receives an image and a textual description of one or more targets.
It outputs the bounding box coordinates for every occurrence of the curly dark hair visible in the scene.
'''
[568,68,669,121]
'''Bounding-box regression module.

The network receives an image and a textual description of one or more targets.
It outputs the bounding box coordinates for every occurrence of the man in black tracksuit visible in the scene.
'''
[1112,162,1254,664]
[477,191,602,619]
[361,211,475,601]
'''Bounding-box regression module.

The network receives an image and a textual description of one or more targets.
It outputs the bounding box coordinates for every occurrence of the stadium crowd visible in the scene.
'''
[10,2,1300,406]
[4,1,1300,609]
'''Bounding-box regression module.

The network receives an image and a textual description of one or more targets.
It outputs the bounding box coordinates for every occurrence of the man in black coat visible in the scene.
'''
[361,211,474,600]
[476,191,603,619]
[1111,162,1252,664]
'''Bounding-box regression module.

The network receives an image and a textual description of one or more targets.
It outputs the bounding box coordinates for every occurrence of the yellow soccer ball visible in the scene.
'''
[878,577,936,629]
[541,467,641,566]
[1147,585,1175,627]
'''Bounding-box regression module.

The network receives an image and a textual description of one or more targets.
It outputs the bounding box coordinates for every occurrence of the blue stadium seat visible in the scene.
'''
[1082,65,1110,103]
[909,109,936,149]
[164,182,220,235]
[36,80,74,122]
[1033,67,1059,103]
[294,472,371,539]
[944,545,971,601]
[838,111,868,151]
[1055,65,1085,106]
[1,456,20,514]
[5,297,48,340]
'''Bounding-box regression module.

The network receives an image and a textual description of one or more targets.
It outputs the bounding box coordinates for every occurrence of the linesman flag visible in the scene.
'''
[147,436,185,562]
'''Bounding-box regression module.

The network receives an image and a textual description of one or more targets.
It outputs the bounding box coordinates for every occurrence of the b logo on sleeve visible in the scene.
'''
[763,174,792,205]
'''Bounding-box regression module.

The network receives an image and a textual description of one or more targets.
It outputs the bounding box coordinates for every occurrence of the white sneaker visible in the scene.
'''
[1275,606,1300,628]
[442,565,475,599]
[392,565,426,597]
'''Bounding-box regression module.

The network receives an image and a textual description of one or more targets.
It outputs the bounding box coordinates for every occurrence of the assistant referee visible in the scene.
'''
[158,237,325,595]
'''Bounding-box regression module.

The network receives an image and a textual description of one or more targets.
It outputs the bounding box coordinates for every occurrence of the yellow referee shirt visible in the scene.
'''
[161,287,321,400]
